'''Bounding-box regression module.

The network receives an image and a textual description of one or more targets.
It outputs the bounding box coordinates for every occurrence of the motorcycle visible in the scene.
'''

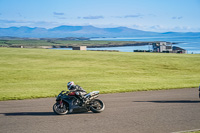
[53,90,105,115]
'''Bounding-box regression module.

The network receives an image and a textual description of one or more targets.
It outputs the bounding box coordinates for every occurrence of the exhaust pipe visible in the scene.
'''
[90,95,98,100]
[86,95,98,103]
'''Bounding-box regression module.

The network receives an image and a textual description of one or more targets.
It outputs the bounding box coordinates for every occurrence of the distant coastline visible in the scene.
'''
[6,42,156,49]
[0,36,166,48]
[1,36,199,54]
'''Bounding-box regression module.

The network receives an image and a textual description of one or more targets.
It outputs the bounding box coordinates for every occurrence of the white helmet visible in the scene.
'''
[67,81,75,90]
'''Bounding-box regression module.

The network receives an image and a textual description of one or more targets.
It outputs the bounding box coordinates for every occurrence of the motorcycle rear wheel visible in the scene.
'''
[53,103,68,115]
[90,99,105,113]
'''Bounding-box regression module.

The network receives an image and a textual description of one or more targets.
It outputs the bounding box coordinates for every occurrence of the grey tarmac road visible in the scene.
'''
[0,88,200,133]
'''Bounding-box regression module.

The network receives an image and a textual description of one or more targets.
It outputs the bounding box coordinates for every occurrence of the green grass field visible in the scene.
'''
[0,47,200,100]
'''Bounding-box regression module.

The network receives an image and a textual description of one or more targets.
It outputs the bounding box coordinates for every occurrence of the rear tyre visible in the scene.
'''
[90,99,105,113]
[53,102,68,115]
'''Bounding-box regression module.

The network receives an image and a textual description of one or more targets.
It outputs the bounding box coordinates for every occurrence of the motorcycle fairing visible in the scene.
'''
[62,95,85,110]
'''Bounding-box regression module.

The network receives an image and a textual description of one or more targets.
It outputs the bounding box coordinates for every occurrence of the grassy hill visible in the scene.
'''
[0,39,149,48]
[0,48,200,100]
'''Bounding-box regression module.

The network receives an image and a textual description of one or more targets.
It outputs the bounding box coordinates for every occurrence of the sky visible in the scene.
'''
[0,0,200,32]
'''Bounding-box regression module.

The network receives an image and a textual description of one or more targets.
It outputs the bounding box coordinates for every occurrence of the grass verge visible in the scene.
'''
[0,48,200,100]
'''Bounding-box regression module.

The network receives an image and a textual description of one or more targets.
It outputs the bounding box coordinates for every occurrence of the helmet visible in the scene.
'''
[67,81,75,90]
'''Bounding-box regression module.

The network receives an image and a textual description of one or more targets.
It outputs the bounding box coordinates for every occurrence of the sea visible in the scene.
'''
[53,36,200,54]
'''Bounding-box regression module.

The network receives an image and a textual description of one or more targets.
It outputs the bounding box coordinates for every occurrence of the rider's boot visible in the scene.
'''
[79,96,86,106]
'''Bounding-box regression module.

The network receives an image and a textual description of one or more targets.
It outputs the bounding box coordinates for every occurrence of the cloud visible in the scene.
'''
[113,14,143,19]
[172,16,183,19]
[124,14,143,18]
[0,19,59,28]
[56,17,67,19]
[148,14,157,17]
[0,19,18,23]
[143,25,200,32]
[82,16,104,19]
[150,25,163,29]
[53,12,66,19]
[53,12,65,16]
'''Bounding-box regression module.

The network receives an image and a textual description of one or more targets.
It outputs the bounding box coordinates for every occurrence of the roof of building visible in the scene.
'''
[172,46,186,51]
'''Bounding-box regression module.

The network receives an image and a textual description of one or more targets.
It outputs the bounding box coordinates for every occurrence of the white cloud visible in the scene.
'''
[0,19,59,28]
[53,12,65,16]
[124,14,143,18]
[82,16,104,19]
[172,16,183,20]
[113,14,143,18]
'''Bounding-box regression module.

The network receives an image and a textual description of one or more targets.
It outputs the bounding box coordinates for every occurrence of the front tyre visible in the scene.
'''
[90,99,105,113]
[53,102,68,115]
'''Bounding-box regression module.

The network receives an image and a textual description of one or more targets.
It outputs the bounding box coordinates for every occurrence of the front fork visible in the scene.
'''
[59,99,64,108]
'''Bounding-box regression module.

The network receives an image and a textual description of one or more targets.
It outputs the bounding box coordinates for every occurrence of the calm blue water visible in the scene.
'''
[52,36,200,54]
[51,45,151,52]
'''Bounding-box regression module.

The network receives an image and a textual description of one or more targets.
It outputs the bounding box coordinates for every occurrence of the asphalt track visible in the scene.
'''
[0,88,200,133]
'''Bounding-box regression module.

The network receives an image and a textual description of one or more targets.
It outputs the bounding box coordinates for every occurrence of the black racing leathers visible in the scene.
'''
[70,85,86,94]
[70,85,87,105]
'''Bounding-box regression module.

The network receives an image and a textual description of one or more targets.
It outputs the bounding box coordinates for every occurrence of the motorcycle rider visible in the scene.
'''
[67,81,87,105]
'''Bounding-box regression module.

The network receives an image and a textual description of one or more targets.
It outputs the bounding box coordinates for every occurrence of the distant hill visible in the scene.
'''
[161,31,200,36]
[0,25,199,38]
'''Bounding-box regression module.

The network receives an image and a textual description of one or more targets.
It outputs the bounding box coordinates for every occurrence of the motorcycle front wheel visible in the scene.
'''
[90,99,105,113]
[53,102,68,115]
